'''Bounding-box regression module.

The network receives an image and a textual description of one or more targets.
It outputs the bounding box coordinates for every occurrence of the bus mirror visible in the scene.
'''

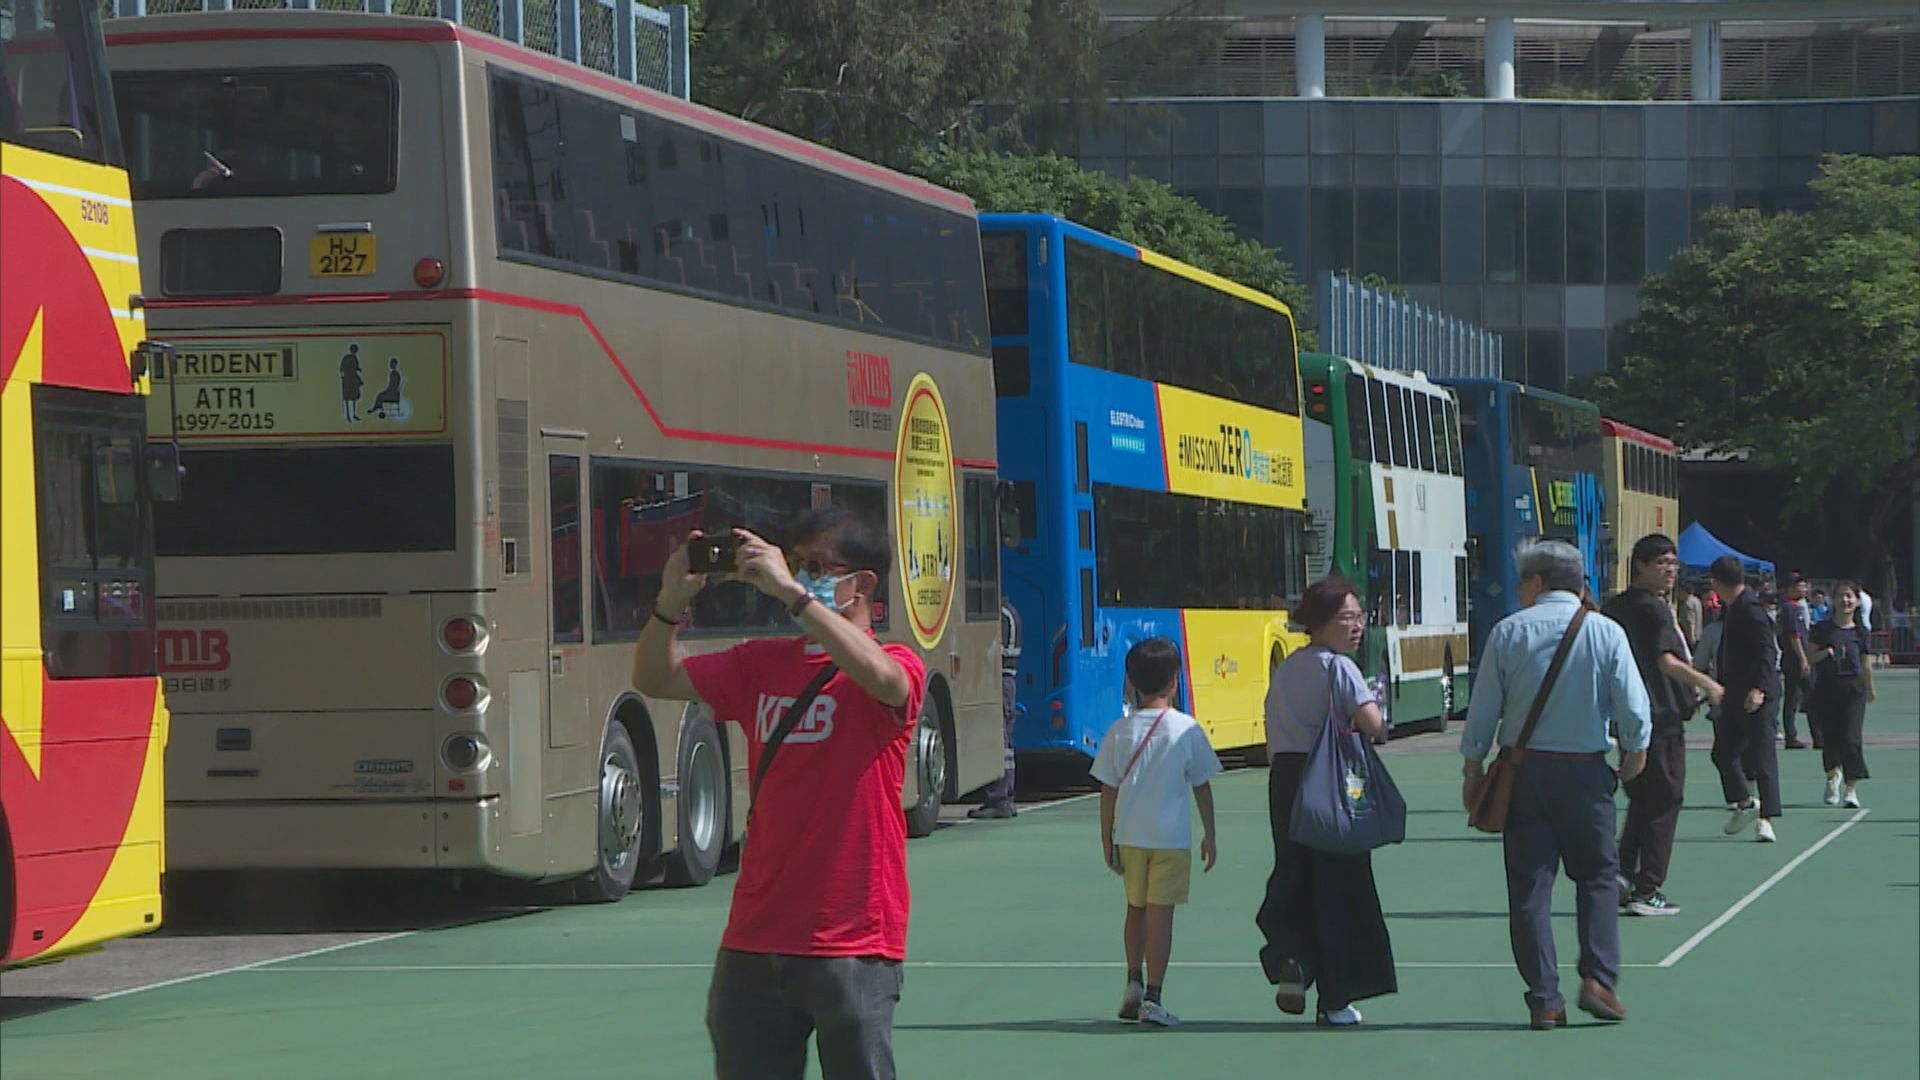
[146,443,185,502]
[94,443,139,505]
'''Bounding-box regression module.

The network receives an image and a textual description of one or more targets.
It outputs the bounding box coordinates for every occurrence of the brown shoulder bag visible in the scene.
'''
[1465,608,1588,834]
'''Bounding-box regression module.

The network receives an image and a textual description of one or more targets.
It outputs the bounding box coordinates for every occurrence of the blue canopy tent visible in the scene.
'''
[1676,522,1775,580]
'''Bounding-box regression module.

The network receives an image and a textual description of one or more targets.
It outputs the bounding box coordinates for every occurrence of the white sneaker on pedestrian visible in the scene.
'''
[1725,800,1761,835]
[1844,789,1862,810]
[1824,774,1843,806]
[1117,980,1143,1023]
[1756,819,1777,843]
[1319,1005,1364,1027]
[1139,1000,1180,1027]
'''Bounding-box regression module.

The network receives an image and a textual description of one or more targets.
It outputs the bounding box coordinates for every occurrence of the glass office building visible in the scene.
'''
[1065,7,1920,389]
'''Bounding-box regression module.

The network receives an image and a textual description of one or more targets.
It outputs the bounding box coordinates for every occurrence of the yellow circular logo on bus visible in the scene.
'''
[894,372,957,650]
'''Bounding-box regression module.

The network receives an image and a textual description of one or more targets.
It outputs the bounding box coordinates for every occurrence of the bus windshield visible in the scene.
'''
[116,66,396,198]
[0,0,122,164]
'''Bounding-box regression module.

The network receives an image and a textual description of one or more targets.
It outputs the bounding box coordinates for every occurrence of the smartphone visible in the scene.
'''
[688,533,740,574]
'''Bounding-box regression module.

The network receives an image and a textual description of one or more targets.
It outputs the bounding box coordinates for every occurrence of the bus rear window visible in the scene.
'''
[156,445,454,556]
[116,67,397,199]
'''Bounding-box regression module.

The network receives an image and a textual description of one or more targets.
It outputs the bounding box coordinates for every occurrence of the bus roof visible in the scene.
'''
[104,10,976,217]
[1299,352,1445,394]
[1599,418,1676,451]
[1434,375,1597,411]
[980,211,1292,318]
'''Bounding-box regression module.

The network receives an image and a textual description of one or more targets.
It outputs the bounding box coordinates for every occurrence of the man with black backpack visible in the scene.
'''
[632,507,926,1080]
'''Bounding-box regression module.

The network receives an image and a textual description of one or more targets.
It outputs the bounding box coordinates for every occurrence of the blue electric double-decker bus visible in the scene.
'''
[982,213,1311,766]
[1440,377,1606,660]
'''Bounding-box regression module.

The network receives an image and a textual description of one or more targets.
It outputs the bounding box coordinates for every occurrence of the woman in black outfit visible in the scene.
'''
[1808,580,1877,809]
[1255,577,1396,1028]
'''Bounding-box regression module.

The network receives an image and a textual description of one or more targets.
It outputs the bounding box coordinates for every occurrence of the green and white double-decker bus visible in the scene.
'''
[1301,353,1470,733]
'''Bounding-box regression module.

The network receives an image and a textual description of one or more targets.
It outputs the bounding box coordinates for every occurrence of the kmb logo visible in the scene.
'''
[845,351,892,408]
[159,628,231,672]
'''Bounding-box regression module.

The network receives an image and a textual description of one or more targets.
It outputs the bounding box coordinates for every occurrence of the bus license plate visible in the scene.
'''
[310,233,377,277]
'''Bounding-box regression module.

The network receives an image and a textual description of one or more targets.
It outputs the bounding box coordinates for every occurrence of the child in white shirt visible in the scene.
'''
[1091,637,1223,1027]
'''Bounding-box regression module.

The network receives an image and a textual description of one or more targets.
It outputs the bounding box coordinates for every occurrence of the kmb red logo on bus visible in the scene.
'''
[159,629,231,672]
[845,351,892,408]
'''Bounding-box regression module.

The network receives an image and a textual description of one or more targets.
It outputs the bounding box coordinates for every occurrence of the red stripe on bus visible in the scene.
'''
[1598,418,1675,452]
[106,23,975,215]
[145,288,995,470]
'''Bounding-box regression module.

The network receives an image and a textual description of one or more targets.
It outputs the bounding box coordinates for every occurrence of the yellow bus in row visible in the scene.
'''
[108,9,1004,898]
[3,0,169,964]
[1599,418,1681,595]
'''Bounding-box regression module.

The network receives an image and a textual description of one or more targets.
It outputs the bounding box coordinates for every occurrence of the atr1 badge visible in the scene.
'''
[894,372,957,649]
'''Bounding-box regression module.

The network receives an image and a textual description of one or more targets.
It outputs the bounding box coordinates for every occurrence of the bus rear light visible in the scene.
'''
[440,615,486,654]
[442,675,488,713]
[413,257,446,288]
[442,732,490,771]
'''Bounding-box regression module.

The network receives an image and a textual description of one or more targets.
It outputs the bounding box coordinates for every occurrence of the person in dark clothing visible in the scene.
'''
[1776,573,1813,749]
[1809,580,1878,810]
[1256,577,1395,1028]
[1604,535,1725,918]
[1709,555,1785,843]
[969,603,1021,819]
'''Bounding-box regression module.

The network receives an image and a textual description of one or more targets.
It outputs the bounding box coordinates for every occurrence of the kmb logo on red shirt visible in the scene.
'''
[158,628,231,672]
[754,693,837,745]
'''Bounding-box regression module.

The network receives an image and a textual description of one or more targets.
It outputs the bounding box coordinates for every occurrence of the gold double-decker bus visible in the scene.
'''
[2,0,170,964]
[1599,418,1680,595]
[109,9,1002,899]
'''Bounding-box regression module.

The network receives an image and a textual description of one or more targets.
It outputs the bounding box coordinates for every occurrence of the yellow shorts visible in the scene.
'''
[1116,846,1192,907]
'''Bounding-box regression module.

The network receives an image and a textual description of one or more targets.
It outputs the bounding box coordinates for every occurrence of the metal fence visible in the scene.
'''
[1314,271,1503,379]
[107,0,690,98]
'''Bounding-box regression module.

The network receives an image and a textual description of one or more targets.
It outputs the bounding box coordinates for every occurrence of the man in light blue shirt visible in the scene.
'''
[1461,540,1651,1031]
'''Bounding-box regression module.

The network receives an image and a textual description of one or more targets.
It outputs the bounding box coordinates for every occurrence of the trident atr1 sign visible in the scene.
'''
[147,326,447,440]
[894,373,957,649]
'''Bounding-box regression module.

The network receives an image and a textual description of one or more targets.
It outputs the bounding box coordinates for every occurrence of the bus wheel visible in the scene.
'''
[580,721,647,902]
[665,711,728,887]
[904,697,946,838]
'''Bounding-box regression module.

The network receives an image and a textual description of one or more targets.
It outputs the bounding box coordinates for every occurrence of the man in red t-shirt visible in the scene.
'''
[632,507,926,1080]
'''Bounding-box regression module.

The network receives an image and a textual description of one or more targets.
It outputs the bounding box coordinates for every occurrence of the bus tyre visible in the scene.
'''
[904,698,946,838]
[580,721,648,903]
[664,712,727,888]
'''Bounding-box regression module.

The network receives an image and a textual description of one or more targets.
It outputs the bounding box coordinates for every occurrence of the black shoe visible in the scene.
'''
[966,804,1016,820]
[1784,740,1808,750]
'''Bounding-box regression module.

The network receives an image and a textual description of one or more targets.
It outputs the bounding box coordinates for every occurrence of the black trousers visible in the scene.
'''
[1780,668,1807,742]
[1813,676,1870,783]
[979,672,1017,809]
[1619,729,1687,897]
[1255,754,1397,1013]
[1712,698,1783,818]
[1504,757,1621,1013]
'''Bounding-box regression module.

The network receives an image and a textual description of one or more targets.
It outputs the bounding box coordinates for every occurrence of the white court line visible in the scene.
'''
[1658,807,1870,969]
[90,931,417,1002]
[250,959,1660,974]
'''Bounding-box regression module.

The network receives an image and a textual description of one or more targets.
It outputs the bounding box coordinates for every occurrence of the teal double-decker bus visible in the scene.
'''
[1301,353,1471,732]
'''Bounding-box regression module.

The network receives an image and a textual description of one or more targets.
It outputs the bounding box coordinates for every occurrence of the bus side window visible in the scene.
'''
[1344,372,1371,460]
[1367,379,1391,467]
[1412,389,1437,473]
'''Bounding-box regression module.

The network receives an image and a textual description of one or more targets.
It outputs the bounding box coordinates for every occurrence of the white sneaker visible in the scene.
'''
[1139,1000,1180,1027]
[1725,800,1761,835]
[1756,819,1777,843]
[1117,980,1143,1023]
[1320,1005,1364,1027]
[1824,775,1843,806]
[1844,789,1862,810]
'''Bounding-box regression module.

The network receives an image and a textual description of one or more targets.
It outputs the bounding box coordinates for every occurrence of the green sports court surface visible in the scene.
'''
[4,671,1916,1079]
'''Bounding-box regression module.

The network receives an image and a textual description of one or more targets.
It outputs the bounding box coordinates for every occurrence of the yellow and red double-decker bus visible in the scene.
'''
[2,0,169,965]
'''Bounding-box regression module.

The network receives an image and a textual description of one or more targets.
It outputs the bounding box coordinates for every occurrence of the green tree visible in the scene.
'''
[688,0,1222,165]
[1594,154,1920,596]
[915,147,1312,322]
